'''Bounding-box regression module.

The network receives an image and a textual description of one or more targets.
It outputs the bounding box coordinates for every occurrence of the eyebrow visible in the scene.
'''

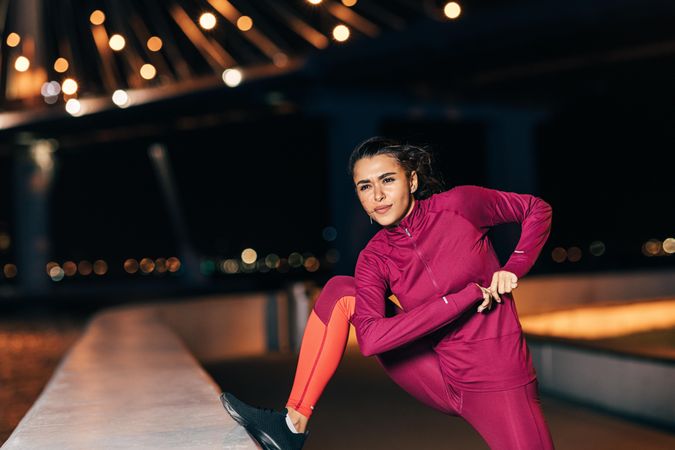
[356,172,397,185]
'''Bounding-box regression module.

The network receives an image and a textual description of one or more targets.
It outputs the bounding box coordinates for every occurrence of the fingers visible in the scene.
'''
[489,273,501,303]
[477,290,492,313]
[490,271,520,301]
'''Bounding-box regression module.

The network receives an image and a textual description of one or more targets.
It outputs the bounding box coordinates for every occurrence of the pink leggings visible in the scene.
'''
[287,276,555,449]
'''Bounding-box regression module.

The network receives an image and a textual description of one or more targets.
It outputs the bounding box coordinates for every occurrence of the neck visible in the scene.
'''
[387,195,416,229]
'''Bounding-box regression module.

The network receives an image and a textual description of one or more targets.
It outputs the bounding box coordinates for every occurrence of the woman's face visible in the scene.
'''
[353,154,417,228]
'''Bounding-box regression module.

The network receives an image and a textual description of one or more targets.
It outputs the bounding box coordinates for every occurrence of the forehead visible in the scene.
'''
[353,154,403,179]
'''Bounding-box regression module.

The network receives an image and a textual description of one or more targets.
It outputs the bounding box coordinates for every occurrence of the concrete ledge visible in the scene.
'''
[0,293,276,449]
[4,270,675,448]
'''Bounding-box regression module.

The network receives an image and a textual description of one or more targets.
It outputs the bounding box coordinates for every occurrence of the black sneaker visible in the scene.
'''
[220,392,308,450]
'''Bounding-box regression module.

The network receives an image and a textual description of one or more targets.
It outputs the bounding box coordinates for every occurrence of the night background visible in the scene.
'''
[1,1,674,449]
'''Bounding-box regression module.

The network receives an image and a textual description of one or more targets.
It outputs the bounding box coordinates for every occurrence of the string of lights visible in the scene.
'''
[0,0,464,118]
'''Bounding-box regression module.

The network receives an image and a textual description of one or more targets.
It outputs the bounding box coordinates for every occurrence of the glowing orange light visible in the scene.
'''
[90,10,105,25]
[124,258,139,274]
[54,57,69,73]
[6,32,20,47]
[140,63,157,80]
[147,36,163,52]
[237,16,253,31]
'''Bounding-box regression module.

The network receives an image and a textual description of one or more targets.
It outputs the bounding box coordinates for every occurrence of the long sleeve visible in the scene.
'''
[351,250,483,357]
[450,185,553,278]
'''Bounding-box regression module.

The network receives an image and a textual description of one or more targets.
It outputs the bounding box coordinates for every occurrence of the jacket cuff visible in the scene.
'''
[444,282,483,315]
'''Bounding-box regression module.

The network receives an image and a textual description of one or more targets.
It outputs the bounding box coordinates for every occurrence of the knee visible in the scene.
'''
[312,276,356,324]
[321,275,356,298]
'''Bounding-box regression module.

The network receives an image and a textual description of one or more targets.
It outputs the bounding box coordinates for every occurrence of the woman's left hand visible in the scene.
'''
[488,270,518,303]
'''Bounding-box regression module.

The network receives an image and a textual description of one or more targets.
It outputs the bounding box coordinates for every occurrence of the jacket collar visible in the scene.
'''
[383,196,428,240]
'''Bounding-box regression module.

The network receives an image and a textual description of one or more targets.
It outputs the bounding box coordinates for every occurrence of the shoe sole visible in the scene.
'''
[219,393,282,450]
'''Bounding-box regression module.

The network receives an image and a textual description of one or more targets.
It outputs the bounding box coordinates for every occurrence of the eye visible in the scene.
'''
[359,184,370,191]
[383,177,395,183]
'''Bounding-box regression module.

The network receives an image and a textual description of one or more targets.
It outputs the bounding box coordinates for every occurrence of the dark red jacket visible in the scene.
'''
[352,185,552,391]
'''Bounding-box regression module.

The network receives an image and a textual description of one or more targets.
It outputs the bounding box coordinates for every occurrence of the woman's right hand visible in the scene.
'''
[474,284,494,313]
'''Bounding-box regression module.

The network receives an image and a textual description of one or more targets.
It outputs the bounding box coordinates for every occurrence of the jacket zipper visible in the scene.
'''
[404,226,449,304]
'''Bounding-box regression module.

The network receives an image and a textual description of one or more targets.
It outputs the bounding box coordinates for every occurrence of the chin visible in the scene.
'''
[376,216,397,228]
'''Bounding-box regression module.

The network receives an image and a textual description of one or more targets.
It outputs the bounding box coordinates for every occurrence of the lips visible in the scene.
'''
[374,205,392,214]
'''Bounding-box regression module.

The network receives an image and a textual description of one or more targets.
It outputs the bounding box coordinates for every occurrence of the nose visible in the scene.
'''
[373,184,385,201]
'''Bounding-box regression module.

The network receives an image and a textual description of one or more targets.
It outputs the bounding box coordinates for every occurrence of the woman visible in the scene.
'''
[221,136,555,450]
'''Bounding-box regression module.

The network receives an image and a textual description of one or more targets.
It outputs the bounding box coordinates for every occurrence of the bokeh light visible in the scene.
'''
[222,68,243,87]
[6,32,20,47]
[112,89,129,107]
[14,56,30,72]
[124,258,139,274]
[333,25,350,42]
[54,57,69,73]
[444,2,462,19]
[567,246,582,262]
[62,78,78,95]
[140,257,155,273]
[90,10,106,25]
[147,36,163,52]
[237,16,253,31]
[199,12,217,30]
[167,257,181,273]
[140,63,157,80]
[78,260,93,276]
[241,248,257,264]
[93,260,108,275]
[589,240,606,256]
[551,247,567,263]
[109,34,126,51]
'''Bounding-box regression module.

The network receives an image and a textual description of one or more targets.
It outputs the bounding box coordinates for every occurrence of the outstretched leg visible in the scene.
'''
[221,275,458,450]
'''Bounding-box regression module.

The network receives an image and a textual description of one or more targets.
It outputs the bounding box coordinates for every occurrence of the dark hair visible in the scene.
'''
[348,136,446,200]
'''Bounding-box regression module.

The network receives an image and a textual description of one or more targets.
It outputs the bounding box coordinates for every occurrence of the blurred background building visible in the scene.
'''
[0,1,674,449]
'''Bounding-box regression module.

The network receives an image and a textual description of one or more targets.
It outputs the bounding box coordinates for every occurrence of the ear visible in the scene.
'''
[409,170,418,193]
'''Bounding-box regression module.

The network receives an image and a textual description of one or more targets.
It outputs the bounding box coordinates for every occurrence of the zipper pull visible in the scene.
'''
[404,227,411,237]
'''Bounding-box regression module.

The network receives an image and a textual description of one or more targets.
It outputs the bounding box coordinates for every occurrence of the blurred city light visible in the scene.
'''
[444,2,462,20]
[567,246,582,262]
[222,68,243,87]
[54,58,69,73]
[551,247,567,263]
[199,13,216,30]
[109,34,126,51]
[93,260,108,275]
[589,240,606,256]
[112,89,129,107]
[6,32,20,47]
[237,16,253,31]
[78,260,93,276]
[241,248,257,264]
[89,10,105,25]
[333,25,350,42]
[14,56,30,72]
[322,226,337,241]
[124,258,139,274]
[147,37,162,52]
[288,252,303,268]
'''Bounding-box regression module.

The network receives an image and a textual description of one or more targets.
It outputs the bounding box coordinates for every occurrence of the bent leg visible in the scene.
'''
[375,338,460,415]
[460,380,555,450]
[286,275,457,418]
